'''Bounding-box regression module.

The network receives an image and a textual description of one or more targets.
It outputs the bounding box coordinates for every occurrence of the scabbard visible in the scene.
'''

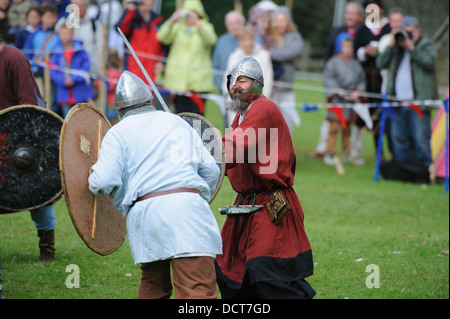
[219,205,264,216]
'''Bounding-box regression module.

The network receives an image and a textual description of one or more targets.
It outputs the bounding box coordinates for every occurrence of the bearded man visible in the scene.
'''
[215,57,315,299]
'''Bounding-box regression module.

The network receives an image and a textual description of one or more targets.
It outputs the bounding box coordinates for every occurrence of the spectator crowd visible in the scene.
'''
[0,0,442,183]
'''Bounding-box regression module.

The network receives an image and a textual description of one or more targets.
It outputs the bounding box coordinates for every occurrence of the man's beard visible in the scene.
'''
[226,97,250,114]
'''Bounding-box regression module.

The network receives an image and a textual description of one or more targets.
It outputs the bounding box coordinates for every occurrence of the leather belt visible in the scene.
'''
[136,188,201,202]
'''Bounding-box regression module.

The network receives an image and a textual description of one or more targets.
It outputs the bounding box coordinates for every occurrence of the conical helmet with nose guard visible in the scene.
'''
[115,71,153,111]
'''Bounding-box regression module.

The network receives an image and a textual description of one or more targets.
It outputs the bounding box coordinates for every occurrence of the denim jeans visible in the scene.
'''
[391,106,432,167]
[30,205,56,231]
[61,105,73,119]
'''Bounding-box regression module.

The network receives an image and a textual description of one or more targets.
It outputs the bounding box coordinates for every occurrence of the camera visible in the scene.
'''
[395,29,413,43]
[180,10,189,19]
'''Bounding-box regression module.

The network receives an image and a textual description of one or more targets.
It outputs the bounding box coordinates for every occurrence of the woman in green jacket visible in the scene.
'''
[157,0,217,115]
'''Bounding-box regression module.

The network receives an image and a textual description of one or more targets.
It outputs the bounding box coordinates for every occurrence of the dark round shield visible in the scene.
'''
[178,112,225,203]
[60,104,126,256]
[0,105,63,213]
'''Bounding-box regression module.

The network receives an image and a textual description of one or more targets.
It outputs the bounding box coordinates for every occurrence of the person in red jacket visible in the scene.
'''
[215,57,315,299]
[115,0,164,84]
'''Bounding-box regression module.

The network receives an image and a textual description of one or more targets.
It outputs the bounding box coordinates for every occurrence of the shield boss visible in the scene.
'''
[0,105,63,213]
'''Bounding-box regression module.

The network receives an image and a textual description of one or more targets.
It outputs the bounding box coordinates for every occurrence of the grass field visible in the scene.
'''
[0,80,448,299]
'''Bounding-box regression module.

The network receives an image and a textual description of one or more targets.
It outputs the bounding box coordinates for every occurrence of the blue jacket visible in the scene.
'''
[49,39,93,105]
[23,27,59,65]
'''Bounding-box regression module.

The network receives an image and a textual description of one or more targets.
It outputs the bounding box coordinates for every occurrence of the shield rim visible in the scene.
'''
[59,103,126,256]
[178,112,225,203]
[0,104,63,214]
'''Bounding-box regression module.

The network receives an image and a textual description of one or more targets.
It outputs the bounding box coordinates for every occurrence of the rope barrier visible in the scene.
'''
[30,49,449,191]
[31,53,445,111]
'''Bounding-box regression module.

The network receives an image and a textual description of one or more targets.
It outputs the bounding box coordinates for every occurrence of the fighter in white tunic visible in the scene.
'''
[88,71,222,299]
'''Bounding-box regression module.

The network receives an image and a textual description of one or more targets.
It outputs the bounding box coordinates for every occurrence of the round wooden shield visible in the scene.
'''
[178,112,225,203]
[0,105,63,213]
[60,104,126,256]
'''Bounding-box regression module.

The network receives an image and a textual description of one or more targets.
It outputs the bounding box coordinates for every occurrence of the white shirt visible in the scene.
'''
[395,51,414,101]
[88,110,222,264]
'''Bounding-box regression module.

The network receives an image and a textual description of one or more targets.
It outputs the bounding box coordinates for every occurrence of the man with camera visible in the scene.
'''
[376,16,439,183]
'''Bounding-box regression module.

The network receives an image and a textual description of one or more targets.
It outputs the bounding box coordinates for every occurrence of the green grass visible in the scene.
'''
[0,80,448,299]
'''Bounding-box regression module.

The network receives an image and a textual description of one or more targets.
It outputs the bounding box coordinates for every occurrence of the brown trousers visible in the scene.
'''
[326,121,351,156]
[138,256,217,299]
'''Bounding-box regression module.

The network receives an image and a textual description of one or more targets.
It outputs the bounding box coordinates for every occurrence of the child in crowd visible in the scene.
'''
[94,49,121,124]
[15,6,41,49]
[49,23,93,117]
[105,49,122,124]
[23,3,58,70]
[323,36,366,166]
[23,2,59,112]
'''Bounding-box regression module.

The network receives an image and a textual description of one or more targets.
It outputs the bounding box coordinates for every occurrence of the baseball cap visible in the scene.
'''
[402,15,419,27]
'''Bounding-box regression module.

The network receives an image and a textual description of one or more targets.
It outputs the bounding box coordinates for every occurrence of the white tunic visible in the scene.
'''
[88,110,222,264]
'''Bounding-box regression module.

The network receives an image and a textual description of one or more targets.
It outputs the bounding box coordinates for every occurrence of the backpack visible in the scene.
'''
[380,159,430,184]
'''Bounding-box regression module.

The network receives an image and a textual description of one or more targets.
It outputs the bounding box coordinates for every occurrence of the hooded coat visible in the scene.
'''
[49,39,93,105]
[157,0,217,93]
[115,7,164,83]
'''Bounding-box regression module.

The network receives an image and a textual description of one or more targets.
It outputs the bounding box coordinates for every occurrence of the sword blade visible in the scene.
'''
[117,27,170,113]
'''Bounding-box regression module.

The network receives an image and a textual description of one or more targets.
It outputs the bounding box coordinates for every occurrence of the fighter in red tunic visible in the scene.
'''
[215,57,315,298]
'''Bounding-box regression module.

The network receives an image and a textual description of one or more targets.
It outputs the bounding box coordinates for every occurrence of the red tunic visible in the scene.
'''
[0,45,43,110]
[215,95,314,297]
